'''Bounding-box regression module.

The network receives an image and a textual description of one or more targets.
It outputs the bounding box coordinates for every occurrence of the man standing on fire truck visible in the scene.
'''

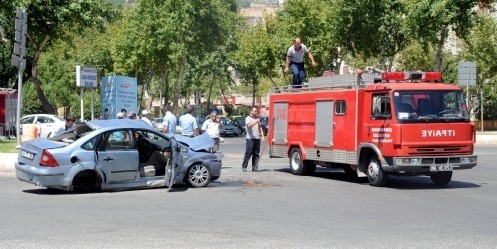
[284,37,317,88]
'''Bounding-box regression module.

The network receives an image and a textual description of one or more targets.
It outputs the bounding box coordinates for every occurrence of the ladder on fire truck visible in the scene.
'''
[271,72,378,93]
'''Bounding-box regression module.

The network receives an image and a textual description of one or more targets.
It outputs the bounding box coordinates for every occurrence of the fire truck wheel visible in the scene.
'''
[289,148,307,175]
[367,155,388,187]
[430,171,452,186]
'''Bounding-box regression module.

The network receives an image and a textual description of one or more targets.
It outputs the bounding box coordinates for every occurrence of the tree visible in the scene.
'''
[118,0,238,114]
[403,0,495,71]
[0,0,116,113]
[461,15,497,119]
[332,0,409,71]
[234,23,279,105]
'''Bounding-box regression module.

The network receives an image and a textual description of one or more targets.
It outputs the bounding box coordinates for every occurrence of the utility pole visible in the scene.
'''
[11,7,27,146]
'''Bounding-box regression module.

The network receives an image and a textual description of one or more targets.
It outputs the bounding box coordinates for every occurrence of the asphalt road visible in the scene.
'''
[1,136,496,249]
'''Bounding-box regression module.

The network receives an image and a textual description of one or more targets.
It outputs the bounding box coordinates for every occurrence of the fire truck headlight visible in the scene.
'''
[395,158,421,165]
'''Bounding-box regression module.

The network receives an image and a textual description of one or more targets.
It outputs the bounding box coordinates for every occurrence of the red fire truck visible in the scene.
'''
[268,71,477,186]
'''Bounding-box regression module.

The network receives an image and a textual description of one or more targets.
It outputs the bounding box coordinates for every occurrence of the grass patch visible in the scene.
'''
[0,138,19,153]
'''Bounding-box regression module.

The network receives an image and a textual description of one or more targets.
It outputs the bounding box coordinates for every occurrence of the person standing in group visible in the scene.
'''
[179,106,198,138]
[201,111,223,152]
[140,110,153,127]
[284,37,317,88]
[241,107,265,172]
[121,108,128,119]
[162,106,177,135]
[128,111,137,120]
[103,108,109,120]
[49,115,76,137]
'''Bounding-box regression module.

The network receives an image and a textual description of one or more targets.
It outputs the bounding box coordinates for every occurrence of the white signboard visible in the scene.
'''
[457,61,477,86]
[76,66,98,88]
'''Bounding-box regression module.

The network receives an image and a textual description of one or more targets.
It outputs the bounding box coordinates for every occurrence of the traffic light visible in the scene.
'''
[11,7,27,71]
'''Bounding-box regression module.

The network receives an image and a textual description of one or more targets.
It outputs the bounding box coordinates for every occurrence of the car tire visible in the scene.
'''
[289,148,308,175]
[367,155,388,187]
[72,171,101,192]
[430,171,452,186]
[187,163,212,187]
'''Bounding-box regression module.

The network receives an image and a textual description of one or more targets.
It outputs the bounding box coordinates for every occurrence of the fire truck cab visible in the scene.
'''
[268,71,477,187]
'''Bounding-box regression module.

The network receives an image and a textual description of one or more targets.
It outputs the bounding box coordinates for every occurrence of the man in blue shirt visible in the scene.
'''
[162,107,178,135]
[284,37,317,88]
[179,106,198,137]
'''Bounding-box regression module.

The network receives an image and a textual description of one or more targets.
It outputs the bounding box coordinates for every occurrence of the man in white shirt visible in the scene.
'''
[50,115,76,138]
[201,111,223,152]
[162,107,177,135]
[140,110,153,127]
[241,107,265,172]
[284,37,317,88]
[179,106,198,137]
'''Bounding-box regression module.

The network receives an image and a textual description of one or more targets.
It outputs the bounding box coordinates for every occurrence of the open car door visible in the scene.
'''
[165,136,181,190]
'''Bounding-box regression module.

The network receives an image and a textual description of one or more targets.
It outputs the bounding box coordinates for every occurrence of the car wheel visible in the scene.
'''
[289,148,307,175]
[367,155,388,187]
[430,171,452,186]
[187,163,212,187]
[72,171,101,192]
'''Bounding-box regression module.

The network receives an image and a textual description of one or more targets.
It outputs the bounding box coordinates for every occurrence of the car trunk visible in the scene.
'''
[18,139,65,167]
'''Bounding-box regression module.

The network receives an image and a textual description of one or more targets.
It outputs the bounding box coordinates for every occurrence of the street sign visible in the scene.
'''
[76,66,98,88]
[11,7,27,69]
[457,61,477,86]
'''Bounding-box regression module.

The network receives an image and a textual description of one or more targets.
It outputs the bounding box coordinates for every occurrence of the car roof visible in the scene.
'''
[86,119,153,130]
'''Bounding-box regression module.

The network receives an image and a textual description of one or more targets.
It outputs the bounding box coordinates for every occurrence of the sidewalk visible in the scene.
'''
[1,132,496,172]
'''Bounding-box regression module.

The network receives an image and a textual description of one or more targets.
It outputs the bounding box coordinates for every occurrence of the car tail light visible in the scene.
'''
[40,150,59,167]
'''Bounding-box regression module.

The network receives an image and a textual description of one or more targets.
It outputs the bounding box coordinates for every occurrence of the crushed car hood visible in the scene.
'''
[174,133,215,151]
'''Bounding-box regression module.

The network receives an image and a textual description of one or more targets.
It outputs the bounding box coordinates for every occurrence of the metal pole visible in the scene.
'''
[16,70,23,146]
[80,88,84,122]
[481,89,484,132]
[91,88,94,120]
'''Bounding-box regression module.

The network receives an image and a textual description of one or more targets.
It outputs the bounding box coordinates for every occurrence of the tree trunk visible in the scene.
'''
[162,69,169,114]
[434,27,448,72]
[31,35,56,114]
[172,56,187,114]
[206,74,214,112]
[252,78,256,106]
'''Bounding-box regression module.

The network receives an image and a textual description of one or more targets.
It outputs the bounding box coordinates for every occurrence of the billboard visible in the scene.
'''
[101,76,138,119]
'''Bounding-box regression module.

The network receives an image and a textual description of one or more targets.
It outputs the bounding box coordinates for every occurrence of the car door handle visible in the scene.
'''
[103,157,114,161]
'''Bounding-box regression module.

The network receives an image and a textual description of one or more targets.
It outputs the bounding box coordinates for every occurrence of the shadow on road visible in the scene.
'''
[274,167,480,189]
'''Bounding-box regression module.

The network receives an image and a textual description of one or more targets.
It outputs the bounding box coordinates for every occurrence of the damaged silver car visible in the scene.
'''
[15,119,223,192]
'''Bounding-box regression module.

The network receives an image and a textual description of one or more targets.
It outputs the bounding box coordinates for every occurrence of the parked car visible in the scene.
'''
[152,117,164,131]
[219,116,240,137]
[231,116,247,134]
[260,114,268,136]
[197,117,207,134]
[20,114,65,138]
[15,119,223,192]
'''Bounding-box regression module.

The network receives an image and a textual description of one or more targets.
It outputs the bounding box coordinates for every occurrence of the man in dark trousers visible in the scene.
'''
[284,37,317,88]
[241,107,265,172]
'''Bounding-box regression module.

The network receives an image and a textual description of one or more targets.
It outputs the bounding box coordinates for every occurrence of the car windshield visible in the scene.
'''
[392,90,470,123]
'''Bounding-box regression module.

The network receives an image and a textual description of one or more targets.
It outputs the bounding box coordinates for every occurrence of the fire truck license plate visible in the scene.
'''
[430,165,453,172]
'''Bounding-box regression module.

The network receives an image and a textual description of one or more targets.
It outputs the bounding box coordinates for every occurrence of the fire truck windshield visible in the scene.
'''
[392,90,470,123]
